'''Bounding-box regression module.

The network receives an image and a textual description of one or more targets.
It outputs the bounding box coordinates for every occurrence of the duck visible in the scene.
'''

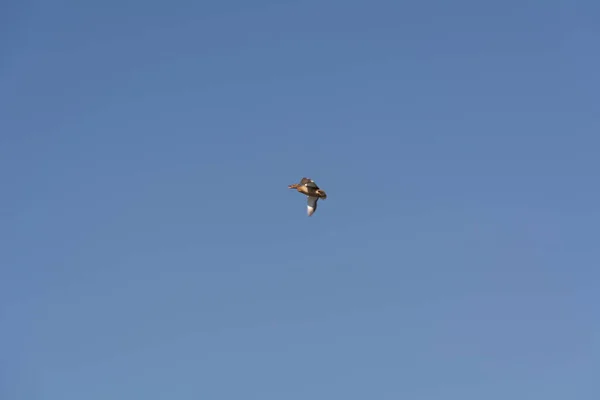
[288,177,327,216]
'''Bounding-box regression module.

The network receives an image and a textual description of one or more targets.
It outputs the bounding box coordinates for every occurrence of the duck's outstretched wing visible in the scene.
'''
[307,196,319,216]
[300,177,319,189]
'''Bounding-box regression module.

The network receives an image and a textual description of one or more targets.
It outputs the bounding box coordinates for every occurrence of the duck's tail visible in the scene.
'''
[316,189,327,199]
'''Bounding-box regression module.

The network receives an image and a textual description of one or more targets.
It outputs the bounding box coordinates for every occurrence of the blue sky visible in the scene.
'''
[1,0,599,399]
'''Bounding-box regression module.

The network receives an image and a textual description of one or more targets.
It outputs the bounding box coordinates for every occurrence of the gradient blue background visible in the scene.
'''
[2,0,599,399]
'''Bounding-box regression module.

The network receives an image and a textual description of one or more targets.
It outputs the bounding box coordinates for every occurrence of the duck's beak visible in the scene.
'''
[288,184,298,189]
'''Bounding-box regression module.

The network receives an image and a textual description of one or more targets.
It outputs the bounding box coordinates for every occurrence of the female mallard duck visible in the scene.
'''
[288,177,327,216]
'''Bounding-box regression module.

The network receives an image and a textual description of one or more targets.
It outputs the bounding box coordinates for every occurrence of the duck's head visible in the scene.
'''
[288,184,300,189]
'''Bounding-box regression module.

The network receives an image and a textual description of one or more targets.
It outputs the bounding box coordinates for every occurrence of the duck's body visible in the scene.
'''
[288,177,327,216]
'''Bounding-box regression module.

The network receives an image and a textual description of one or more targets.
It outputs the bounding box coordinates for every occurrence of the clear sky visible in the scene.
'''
[1,0,599,399]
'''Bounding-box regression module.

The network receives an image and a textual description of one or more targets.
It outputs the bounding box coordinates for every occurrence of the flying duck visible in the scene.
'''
[288,177,327,216]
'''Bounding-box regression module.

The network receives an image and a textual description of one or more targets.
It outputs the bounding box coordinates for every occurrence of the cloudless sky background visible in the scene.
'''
[1,0,599,399]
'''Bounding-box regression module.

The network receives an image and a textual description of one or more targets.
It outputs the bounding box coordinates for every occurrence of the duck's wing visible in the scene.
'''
[307,196,319,216]
[300,177,319,189]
